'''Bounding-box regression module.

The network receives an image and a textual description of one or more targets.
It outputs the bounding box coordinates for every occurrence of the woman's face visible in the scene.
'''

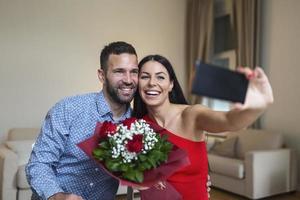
[138,61,173,107]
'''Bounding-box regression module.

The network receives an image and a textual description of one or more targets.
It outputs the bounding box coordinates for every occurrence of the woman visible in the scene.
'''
[133,55,273,200]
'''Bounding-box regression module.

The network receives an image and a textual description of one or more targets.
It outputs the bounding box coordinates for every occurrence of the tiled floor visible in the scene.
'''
[116,188,300,200]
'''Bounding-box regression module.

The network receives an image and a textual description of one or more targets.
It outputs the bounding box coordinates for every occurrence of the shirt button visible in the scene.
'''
[95,168,99,171]
[90,183,94,187]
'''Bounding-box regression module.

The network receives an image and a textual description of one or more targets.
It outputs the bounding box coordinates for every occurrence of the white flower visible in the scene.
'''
[107,119,160,163]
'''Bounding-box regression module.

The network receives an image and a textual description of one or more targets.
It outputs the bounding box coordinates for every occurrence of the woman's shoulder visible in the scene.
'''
[171,104,212,121]
[167,104,205,121]
[174,104,207,137]
[181,104,209,114]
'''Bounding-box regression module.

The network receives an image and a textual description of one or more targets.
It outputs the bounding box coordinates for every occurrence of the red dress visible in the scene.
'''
[144,116,209,200]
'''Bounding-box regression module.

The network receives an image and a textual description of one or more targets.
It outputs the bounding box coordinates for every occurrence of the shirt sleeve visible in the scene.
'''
[25,100,71,199]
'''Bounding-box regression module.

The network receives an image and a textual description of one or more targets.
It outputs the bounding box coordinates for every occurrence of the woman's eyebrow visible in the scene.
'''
[140,71,167,75]
[155,72,167,75]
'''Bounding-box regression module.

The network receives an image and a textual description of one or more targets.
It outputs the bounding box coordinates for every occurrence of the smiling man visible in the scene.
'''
[26,41,138,200]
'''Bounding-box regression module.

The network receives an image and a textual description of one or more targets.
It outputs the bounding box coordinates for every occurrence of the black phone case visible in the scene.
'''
[191,62,249,103]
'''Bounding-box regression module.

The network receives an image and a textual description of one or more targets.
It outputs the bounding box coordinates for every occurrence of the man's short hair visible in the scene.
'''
[100,41,137,72]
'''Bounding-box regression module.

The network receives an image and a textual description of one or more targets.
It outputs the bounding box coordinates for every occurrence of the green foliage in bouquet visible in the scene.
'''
[92,119,173,183]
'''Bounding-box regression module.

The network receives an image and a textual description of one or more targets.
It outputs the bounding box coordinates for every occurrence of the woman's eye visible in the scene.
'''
[157,76,165,80]
[140,76,149,79]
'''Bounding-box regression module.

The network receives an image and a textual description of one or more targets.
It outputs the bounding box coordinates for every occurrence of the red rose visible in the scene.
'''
[126,134,144,153]
[98,121,117,139]
[122,117,137,129]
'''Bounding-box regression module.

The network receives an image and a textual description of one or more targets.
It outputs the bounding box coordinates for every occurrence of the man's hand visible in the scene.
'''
[48,193,83,200]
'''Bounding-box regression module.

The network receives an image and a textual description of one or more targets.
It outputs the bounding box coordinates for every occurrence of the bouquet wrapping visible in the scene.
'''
[77,117,190,199]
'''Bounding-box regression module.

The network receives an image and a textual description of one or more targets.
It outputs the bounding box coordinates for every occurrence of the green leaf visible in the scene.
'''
[105,160,121,171]
[161,134,169,140]
[138,154,147,162]
[134,170,144,183]
[161,142,173,152]
[160,154,167,162]
[108,138,116,146]
[147,157,157,168]
[99,140,110,149]
[123,169,136,182]
[137,165,146,171]
[120,164,130,172]
[152,150,163,158]
[93,149,105,159]
[139,162,152,170]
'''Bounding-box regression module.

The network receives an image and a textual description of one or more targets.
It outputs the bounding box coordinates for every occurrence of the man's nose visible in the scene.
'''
[123,72,133,84]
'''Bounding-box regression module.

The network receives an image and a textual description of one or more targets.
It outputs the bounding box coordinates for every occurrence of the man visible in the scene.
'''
[26,41,139,200]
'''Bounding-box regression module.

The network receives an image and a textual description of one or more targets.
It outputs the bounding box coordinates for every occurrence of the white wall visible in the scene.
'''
[261,0,300,188]
[0,0,187,142]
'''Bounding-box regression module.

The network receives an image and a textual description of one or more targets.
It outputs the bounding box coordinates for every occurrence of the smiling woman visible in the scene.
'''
[132,54,273,200]
[138,61,174,107]
[133,55,188,118]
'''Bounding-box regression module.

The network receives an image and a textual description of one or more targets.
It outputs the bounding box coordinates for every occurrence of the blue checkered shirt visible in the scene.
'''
[26,91,131,200]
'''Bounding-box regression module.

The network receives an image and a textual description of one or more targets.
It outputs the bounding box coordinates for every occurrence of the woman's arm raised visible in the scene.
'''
[185,67,274,133]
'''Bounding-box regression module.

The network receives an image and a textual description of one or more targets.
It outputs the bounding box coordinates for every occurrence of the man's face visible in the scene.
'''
[99,53,138,104]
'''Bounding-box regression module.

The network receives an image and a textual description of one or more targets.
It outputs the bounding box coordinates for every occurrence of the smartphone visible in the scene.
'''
[191,62,249,103]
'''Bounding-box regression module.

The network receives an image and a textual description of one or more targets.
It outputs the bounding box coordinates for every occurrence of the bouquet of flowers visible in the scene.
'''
[92,117,173,183]
[77,117,189,189]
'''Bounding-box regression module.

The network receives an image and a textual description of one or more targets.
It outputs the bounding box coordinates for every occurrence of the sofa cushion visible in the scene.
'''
[208,154,244,179]
[8,128,39,141]
[5,140,35,165]
[210,136,237,158]
[17,164,30,189]
[206,137,217,151]
[229,129,284,159]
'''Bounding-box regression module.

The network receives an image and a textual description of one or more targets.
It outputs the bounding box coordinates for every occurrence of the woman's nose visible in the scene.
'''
[148,77,157,86]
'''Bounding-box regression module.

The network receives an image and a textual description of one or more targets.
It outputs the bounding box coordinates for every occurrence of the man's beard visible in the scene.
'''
[105,80,136,105]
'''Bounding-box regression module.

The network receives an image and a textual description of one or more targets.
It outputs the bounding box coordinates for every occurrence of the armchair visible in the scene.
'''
[208,129,297,199]
[0,128,38,200]
[0,128,130,200]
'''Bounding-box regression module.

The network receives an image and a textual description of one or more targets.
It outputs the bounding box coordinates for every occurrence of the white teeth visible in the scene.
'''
[145,91,159,95]
[121,88,132,91]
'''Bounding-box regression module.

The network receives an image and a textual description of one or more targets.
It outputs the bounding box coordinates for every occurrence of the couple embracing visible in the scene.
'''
[26,41,273,200]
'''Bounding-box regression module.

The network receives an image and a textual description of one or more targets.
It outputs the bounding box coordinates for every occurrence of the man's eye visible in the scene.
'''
[131,70,139,75]
[114,70,123,73]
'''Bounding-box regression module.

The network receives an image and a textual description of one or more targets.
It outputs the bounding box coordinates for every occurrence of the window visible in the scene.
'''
[203,0,236,111]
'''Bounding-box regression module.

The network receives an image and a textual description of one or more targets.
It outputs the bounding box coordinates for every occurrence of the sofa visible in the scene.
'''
[0,128,129,200]
[207,129,298,199]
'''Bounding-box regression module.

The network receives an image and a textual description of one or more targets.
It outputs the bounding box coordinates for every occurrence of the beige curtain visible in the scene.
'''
[186,0,213,104]
[233,0,261,128]
[233,0,261,68]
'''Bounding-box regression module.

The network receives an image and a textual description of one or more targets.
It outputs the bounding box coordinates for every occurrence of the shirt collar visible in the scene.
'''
[96,91,132,120]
